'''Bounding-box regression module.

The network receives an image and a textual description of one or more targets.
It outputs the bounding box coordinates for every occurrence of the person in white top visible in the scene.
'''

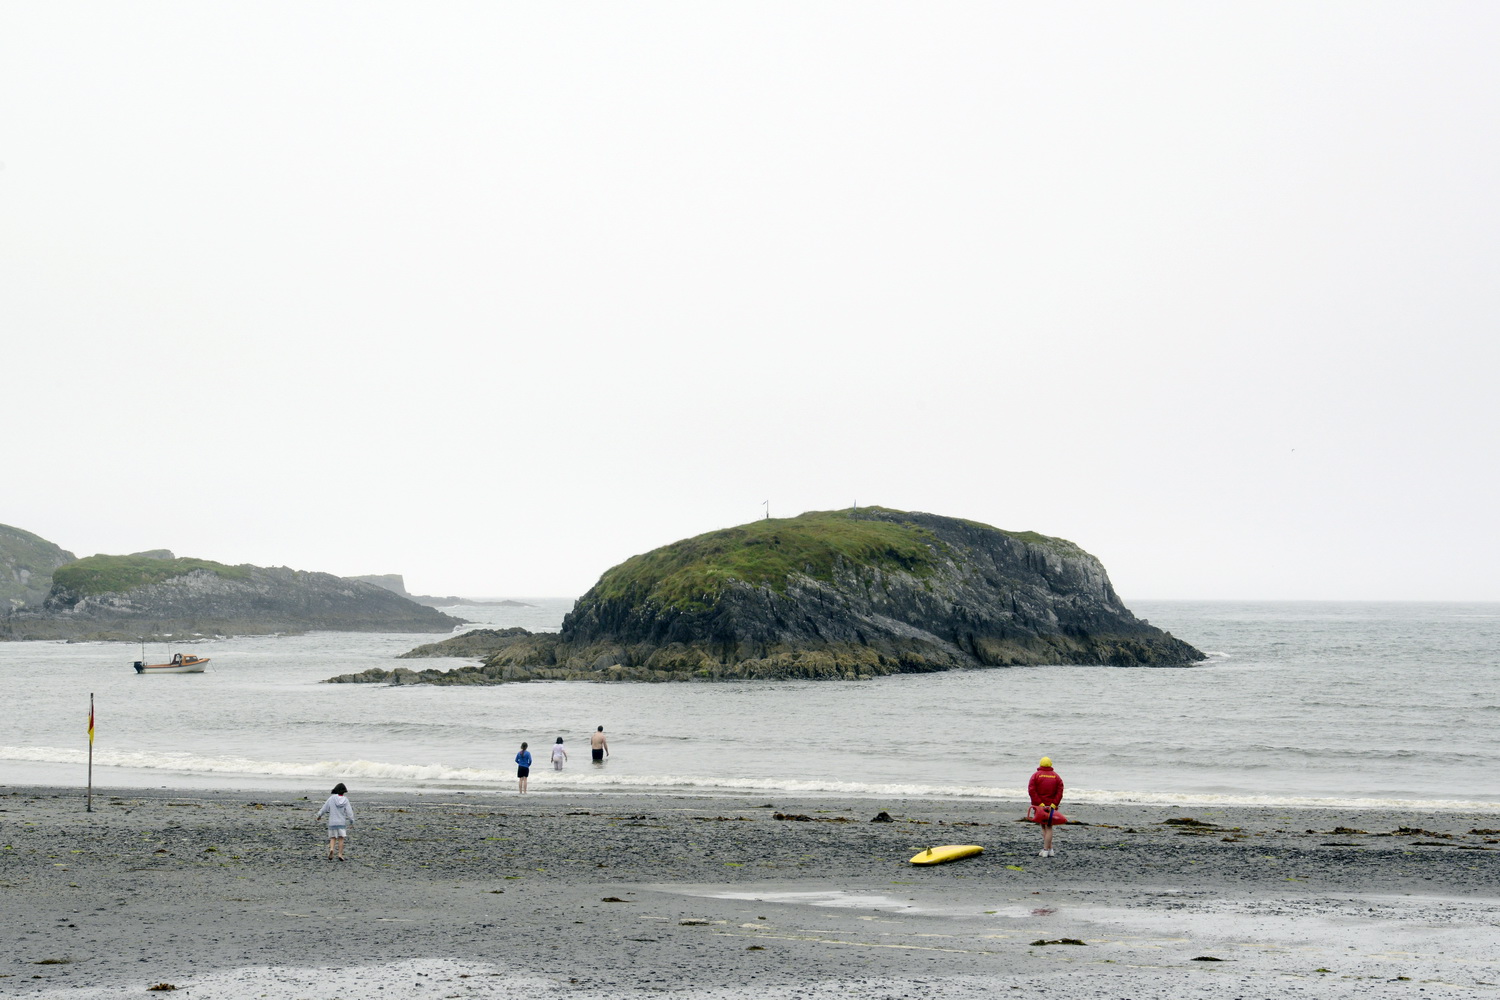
[315,782,355,861]
[551,737,568,770]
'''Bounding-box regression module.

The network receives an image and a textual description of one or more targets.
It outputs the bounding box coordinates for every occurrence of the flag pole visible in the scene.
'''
[87,693,94,813]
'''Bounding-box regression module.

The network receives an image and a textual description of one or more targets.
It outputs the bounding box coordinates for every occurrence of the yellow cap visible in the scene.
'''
[1039,756,1052,768]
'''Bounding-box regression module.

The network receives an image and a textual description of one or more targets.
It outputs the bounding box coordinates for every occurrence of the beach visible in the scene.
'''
[3,785,1497,998]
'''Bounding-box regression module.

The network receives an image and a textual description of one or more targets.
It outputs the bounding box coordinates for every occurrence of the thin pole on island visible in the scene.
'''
[87,692,95,813]
[763,500,769,520]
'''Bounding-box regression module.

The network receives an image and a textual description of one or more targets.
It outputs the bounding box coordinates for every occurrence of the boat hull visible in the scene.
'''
[133,658,209,674]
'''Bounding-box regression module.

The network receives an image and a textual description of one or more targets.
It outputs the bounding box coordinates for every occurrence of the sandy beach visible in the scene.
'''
[3,785,1498,998]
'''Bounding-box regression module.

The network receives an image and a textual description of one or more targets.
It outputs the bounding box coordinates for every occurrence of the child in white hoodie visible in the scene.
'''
[315,782,355,861]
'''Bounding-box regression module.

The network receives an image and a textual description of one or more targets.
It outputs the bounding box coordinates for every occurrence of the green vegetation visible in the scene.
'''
[588,507,1085,613]
[589,508,944,612]
[52,554,252,596]
[2,523,78,608]
[1,523,60,551]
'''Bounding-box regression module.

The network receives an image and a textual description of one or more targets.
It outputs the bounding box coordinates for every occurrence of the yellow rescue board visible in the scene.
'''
[909,844,983,865]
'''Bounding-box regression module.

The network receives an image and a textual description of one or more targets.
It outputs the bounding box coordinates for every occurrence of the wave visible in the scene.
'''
[4,744,1497,812]
[0,745,499,785]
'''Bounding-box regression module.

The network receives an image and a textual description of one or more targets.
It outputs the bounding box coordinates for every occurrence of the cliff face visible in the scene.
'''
[0,524,77,610]
[3,558,463,641]
[348,508,1202,685]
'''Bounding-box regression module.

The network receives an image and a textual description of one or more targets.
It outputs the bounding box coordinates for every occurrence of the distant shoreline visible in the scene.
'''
[413,597,538,608]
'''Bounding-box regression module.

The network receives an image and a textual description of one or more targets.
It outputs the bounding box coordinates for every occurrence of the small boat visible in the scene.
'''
[133,652,210,674]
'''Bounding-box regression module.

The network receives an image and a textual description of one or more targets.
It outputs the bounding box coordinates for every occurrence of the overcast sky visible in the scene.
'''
[3,2,1496,601]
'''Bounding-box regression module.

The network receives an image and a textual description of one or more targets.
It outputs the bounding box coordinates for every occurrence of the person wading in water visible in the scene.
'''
[515,742,532,793]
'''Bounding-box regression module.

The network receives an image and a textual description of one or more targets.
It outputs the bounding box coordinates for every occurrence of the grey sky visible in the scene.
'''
[4,3,1496,600]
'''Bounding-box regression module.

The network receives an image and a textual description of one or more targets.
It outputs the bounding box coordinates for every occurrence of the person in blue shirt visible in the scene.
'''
[515,742,532,793]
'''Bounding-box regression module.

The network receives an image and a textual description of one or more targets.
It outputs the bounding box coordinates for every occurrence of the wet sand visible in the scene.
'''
[3,784,1498,997]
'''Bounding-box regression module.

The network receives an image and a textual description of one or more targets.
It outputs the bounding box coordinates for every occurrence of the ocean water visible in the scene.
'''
[1,600,1496,810]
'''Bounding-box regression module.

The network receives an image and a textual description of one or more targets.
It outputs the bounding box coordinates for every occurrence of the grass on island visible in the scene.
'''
[52,554,253,595]
[590,506,1090,613]
[591,508,942,611]
[0,522,65,550]
[943,515,1088,559]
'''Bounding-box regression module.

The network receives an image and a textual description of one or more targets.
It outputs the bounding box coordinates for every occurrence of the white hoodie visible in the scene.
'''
[316,793,355,827]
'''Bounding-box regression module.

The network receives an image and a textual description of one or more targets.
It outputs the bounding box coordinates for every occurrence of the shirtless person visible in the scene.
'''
[590,725,609,763]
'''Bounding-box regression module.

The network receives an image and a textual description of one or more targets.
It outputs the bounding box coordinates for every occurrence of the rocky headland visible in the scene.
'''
[329,508,1203,685]
[1,550,463,641]
[0,522,78,610]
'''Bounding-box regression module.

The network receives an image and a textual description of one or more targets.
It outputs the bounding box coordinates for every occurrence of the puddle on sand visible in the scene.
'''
[696,889,1053,920]
[681,887,1500,984]
[676,887,1500,989]
[707,890,923,911]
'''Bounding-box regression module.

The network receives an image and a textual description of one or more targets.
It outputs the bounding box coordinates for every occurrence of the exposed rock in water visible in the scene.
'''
[2,553,463,641]
[0,523,77,610]
[396,628,535,659]
[342,508,1203,685]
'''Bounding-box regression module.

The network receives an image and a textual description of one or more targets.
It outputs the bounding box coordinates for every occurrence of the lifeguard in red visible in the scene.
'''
[1028,757,1066,857]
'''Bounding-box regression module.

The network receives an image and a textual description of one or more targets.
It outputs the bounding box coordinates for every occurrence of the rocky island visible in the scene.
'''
[328,507,1202,685]
[1,540,463,641]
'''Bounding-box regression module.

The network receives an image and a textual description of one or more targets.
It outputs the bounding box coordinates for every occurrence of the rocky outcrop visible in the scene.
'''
[0,524,77,610]
[324,628,533,684]
[344,508,1203,685]
[3,558,464,641]
[395,628,534,659]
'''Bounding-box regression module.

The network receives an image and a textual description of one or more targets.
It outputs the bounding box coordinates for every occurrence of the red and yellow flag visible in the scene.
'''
[88,703,95,745]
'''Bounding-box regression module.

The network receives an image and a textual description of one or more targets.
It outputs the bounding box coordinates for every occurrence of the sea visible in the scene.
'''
[2,600,1496,811]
